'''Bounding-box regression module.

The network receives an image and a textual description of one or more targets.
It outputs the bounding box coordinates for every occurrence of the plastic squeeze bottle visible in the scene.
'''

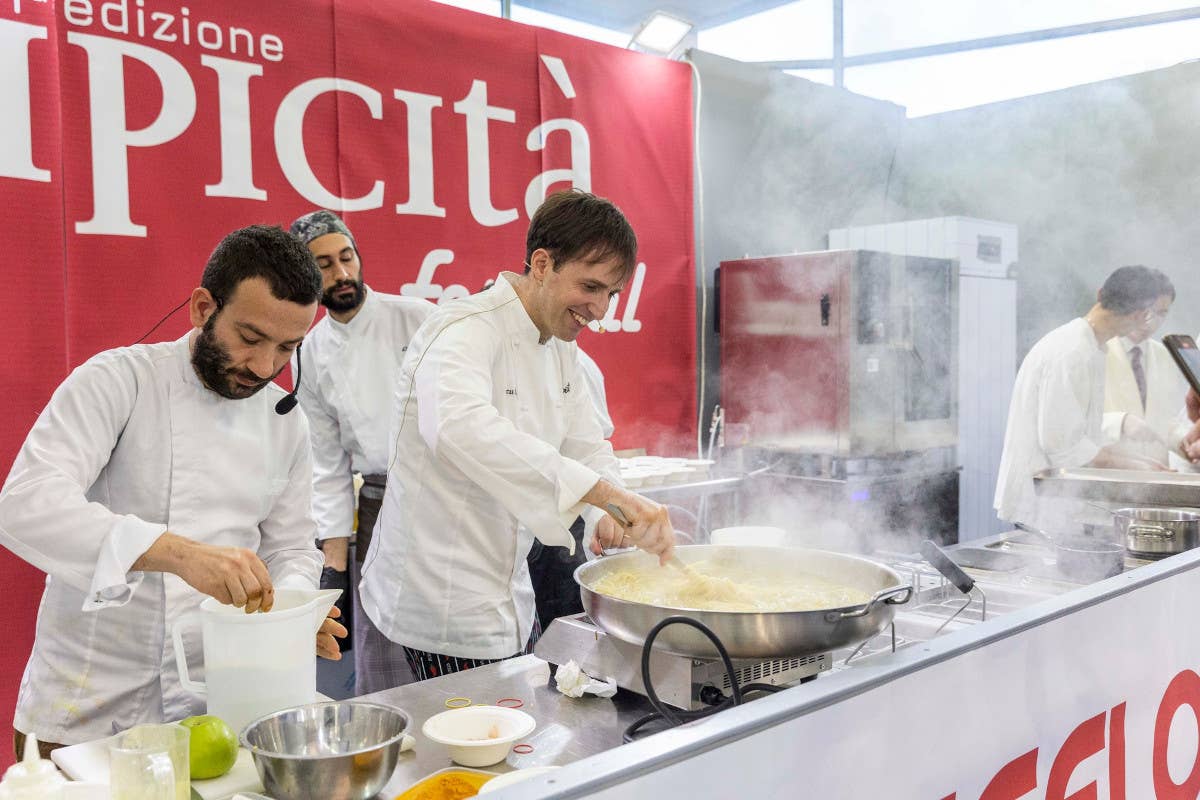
[0,735,68,799]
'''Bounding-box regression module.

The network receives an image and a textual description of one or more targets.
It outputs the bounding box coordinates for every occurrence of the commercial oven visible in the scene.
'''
[718,249,958,456]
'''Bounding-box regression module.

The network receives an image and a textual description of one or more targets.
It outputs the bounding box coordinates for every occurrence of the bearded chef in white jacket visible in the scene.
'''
[0,226,342,754]
[288,210,435,694]
[1102,277,1194,467]
[995,265,1172,532]
[359,190,674,683]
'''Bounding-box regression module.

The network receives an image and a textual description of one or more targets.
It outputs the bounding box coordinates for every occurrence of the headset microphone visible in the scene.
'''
[275,342,303,415]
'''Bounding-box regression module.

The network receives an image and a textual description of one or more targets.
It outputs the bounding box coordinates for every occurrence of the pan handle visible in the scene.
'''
[921,539,975,596]
[1128,522,1175,540]
[824,585,913,621]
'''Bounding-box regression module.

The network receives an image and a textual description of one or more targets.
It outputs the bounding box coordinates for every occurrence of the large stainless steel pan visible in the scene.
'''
[575,545,912,660]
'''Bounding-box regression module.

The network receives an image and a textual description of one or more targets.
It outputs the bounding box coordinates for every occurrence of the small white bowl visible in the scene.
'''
[620,469,648,488]
[477,766,561,794]
[421,706,536,768]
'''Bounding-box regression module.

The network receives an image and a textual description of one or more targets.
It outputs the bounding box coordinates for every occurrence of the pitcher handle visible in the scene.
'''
[146,750,175,799]
[171,611,206,696]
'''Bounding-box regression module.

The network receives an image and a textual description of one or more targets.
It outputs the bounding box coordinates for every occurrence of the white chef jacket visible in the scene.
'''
[1102,337,1191,465]
[0,335,322,744]
[359,273,620,660]
[576,348,614,438]
[994,317,1113,530]
[295,288,434,540]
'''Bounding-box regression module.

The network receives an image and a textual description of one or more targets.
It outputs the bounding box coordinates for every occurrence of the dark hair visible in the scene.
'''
[525,190,637,280]
[1098,265,1175,313]
[201,225,322,307]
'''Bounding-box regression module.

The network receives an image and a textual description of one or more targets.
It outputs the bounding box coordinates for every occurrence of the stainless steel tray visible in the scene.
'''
[1033,468,1200,507]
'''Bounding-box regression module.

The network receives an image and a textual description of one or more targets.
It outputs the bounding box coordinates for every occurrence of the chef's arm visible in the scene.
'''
[294,354,354,571]
[1087,445,1171,471]
[0,357,166,609]
[415,324,598,550]
[581,479,675,564]
[257,415,325,589]
[131,533,276,612]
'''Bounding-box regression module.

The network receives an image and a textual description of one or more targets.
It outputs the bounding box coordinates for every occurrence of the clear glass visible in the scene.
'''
[425,0,500,15]
[109,724,189,800]
[843,17,1200,117]
[698,0,833,61]
[511,4,629,47]
[844,0,1195,56]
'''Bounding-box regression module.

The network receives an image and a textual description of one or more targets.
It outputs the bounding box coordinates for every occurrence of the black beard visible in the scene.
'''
[321,279,366,313]
[192,316,274,399]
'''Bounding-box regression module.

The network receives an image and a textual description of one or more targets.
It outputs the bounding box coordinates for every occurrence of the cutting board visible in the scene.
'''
[52,737,264,800]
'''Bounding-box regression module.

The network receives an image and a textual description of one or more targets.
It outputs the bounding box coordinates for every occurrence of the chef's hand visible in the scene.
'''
[1121,414,1165,445]
[584,480,675,565]
[320,537,349,572]
[316,606,347,660]
[1187,389,1200,423]
[590,514,627,555]
[133,532,275,613]
[1180,419,1200,462]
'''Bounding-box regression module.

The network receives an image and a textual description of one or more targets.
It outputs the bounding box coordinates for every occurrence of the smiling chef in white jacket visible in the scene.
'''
[359,190,675,683]
[0,226,342,755]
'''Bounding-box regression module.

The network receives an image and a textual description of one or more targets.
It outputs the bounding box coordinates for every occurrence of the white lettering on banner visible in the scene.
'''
[392,89,446,218]
[9,0,50,15]
[0,19,50,182]
[588,262,644,334]
[59,0,284,61]
[4,24,598,235]
[68,31,196,237]
[524,119,590,218]
[453,80,518,227]
[274,78,385,211]
[399,249,469,304]
[201,54,266,201]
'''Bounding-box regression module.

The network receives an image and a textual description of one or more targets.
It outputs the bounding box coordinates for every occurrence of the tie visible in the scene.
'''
[1130,346,1147,410]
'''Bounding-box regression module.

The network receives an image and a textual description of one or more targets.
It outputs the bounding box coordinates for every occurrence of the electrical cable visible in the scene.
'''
[622,615,784,742]
[133,297,189,344]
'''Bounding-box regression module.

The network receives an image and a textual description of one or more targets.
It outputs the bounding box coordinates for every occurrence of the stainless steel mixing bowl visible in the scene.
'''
[239,700,410,800]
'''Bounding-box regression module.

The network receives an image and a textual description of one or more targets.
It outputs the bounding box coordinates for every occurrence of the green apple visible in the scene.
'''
[180,714,239,780]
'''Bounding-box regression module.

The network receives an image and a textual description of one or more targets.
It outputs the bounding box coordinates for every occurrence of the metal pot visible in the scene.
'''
[1112,507,1200,559]
[575,545,911,660]
[1016,524,1124,582]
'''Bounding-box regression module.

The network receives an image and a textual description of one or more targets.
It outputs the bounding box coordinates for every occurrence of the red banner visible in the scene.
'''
[0,0,693,753]
[2,0,694,459]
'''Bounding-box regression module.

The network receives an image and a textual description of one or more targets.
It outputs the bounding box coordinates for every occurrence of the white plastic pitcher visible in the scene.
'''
[171,588,340,736]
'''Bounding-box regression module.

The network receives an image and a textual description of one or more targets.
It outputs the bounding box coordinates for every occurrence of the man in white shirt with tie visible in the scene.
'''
[1102,270,1193,467]
[995,265,1172,532]
[289,210,435,694]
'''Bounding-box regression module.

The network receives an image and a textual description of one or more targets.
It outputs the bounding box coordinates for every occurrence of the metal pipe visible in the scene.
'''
[832,0,843,87]
[500,0,511,19]
[765,6,1200,71]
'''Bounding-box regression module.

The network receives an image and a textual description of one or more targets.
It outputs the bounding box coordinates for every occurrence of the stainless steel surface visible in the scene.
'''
[1013,522,1125,582]
[533,613,830,710]
[238,701,409,800]
[638,475,745,502]
[344,531,1194,800]
[1033,467,1200,506]
[576,545,911,659]
[366,655,650,798]
[1113,507,1200,558]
